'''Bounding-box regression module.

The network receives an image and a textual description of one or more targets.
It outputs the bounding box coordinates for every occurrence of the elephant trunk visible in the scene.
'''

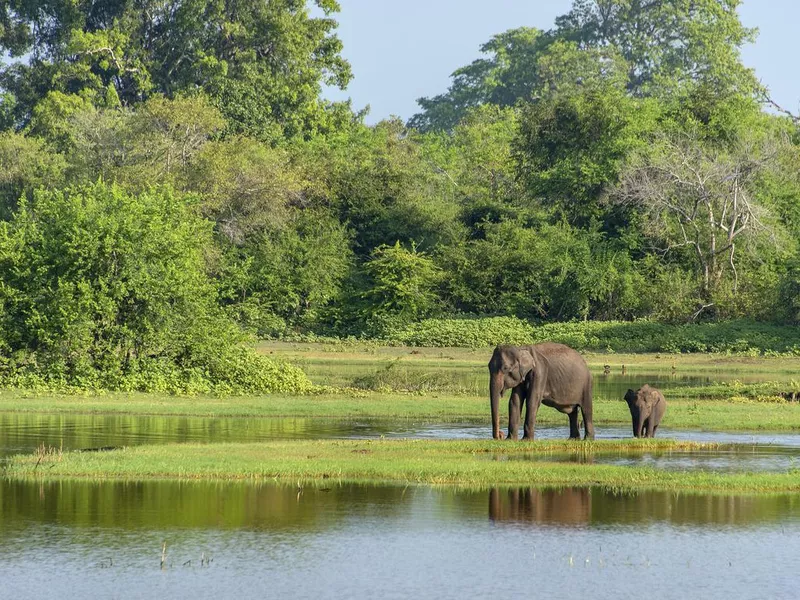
[490,372,504,439]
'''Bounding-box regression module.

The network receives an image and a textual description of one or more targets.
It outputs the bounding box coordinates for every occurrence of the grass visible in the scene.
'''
[2,390,800,430]
[258,341,800,375]
[4,344,799,494]
[5,438,800,493]
[258,341,800,395]
[0,343,798,435]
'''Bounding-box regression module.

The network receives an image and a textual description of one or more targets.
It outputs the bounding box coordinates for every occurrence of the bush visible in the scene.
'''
[0,182,312,393]
[383,317,800,354]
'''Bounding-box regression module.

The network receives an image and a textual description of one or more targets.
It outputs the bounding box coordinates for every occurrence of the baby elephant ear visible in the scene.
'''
[644,389,659,405]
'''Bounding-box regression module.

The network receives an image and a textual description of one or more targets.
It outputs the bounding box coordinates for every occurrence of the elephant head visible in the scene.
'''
[488,345,535,439]
[624,385,658,438]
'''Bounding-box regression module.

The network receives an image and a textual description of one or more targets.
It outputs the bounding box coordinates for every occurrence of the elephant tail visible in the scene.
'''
[581,374,595,439]
[583,372,593,407]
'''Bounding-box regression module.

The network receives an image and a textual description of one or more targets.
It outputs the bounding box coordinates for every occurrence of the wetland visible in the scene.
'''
[2,344,800,598]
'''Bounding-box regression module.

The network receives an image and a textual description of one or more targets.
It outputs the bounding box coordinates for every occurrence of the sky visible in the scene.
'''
[322,0,800,124]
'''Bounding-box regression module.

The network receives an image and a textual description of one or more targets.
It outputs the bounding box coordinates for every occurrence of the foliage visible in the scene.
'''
[0,182,311,393]
[300,119,465,256]
[384,318,800,354]
[185,136,303,243]
[408,27,547,132]
[358,242,443,334]
[0,1,798,389]
[515,83,659,227]
[0,131,66,215]
[57,95,225,185]
[410,0,759,132]
[437,219,649,321]
[7,438,800,493]
[0,0,352,141]
[613,127,788,303]
[217,209,354,336]
[554,0,759,96]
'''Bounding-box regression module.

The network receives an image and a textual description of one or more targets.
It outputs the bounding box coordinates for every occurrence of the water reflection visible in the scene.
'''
[0,413,406,458]
[2,479,799,599]
[5,414,800,475]
[486,486,800,527]
[489,487,590,525]
[505,445,800,473]
[3,479,798,533]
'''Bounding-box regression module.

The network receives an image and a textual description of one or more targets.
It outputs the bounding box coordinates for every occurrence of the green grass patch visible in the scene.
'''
[5,438,799,493]
[2,390,800,431]
[259,341,800,392]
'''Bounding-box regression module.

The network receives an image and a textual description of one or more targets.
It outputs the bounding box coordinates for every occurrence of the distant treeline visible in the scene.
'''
[1,1,799,389]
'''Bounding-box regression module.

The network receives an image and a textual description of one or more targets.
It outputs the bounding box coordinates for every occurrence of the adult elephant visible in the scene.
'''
[623,385,666,438]
[488,343,594,441]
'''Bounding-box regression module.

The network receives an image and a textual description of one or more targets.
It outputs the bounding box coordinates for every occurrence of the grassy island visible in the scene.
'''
[5,439,800,494]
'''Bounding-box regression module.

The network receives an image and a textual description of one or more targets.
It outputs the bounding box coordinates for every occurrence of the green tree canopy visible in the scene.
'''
[409,0,760,132]
[0,0,352,141]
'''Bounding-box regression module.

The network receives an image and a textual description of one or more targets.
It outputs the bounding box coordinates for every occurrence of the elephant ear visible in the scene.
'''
[642,388,659,406]
[624,389,635,403]
[516,348,535,380]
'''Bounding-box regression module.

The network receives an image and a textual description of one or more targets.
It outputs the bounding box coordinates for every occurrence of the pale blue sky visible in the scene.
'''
[323,0,800,124]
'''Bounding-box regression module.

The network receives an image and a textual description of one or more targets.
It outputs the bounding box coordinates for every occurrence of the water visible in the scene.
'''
[0,479,798,599]
[1,360,799,598]
[4,413,800,473]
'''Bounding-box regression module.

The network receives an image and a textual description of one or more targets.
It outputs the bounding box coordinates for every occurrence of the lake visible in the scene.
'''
[1,351,799,598]
[1,478,798,599]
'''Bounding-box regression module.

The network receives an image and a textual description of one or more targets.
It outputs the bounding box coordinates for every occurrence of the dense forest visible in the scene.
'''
[1,0,799,390]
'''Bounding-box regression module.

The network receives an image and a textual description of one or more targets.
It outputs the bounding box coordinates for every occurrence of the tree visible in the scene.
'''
[612,129,786,313]
[553,0,759,96]
[0,131,66,215]
[408,28,546,132]
[0,183,213,377]
[0,0,352,141]
[299,119,464,256]
[185,136,303,243]
[216,209,354,335]
[515,77,659,228]
[46,94,226,186]
[419,105,527,237]
[359,242,443,333]
[0,181,311,391]
[409,0,760,132]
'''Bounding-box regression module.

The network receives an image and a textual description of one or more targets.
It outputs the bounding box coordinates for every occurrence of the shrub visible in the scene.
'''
[382,317,800,354]
[0,182,311,393]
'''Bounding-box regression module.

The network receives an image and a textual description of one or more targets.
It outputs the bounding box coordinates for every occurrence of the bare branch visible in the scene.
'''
[609,129,782,297]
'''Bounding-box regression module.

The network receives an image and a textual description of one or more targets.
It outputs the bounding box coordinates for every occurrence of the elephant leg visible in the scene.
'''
[507,385,523,440]
[522,395,542,441]
[581,403,595,440]
[646,416,655,438]
[568,409,580,439]
[522,369,547,441]
[642,418,650,438]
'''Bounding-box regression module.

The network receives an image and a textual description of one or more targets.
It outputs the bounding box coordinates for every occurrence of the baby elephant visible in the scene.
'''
[623,384,666,438]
